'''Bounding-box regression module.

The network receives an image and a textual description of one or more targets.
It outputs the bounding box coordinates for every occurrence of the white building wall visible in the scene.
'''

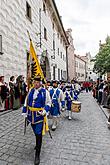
[75,56,86,82]
[0,0,67,82]
[88,61,98,81]
[55,36,67,80]
[66,29,75,81]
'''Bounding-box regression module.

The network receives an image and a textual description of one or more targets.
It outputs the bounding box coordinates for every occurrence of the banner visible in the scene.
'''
[27,39,45,88]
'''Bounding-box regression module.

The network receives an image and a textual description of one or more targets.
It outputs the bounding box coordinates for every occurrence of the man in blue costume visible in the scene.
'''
[22,76,51,165]
[49,80,65,131]
[64,85,74,120]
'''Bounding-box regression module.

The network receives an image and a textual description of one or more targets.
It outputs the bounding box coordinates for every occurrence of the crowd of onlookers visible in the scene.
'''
[82,81,93,92]
[77,78,110,110]
[1,74,110,112]
[0,76,82,112]
[0,75,27,111]
[92,78,110,109]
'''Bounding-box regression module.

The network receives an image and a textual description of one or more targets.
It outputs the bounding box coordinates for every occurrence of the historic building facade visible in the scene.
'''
[81,53,98,81]
[0,0,68,82]
[74,54,86,82]
[66,28,75,81]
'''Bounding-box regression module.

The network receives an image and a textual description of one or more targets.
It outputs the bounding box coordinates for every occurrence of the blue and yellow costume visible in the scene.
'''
[64,85,74,120]
[22,87,51,135]
[50,88,65,116]
[22,78,51,165]
[65,87,73,111]
[49,80,65,131]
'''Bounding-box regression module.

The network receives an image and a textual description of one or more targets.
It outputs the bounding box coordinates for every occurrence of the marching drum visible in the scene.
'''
[71,101,81,113]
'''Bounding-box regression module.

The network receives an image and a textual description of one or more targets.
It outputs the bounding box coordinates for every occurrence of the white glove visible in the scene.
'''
[41,110,46,116]
[61,108,65,112]
[22,113,27,120]
[46,111,50,117]
[37,110,46,116]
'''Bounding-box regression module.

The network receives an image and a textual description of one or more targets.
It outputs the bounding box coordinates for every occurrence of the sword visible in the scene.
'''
[24,117,29,135]
[48,130,52,139]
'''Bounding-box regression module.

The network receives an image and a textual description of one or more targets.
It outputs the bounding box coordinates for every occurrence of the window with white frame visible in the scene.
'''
[58,48,59,55]
[0,35,3,54]
[43,2,46,13]
[60,51,62,58]
[58,68,60,80]
[26,2,32,21]
[63,54,64,60]
[44,27,47,40]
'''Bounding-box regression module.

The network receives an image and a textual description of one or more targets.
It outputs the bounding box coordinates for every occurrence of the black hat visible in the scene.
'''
[47,80,51,83]
[60,80,65,84]
[34,75,42,81]
[0,76,4,81]
[52,80,58,84]
[0,76,4,79]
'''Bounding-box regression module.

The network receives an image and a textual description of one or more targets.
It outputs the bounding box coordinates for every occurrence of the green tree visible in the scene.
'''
[94,36,110,75]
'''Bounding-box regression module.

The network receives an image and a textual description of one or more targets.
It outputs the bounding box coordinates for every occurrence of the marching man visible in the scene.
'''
[49,80,65,131]
[22,76,51,165]
[64,85,74,120]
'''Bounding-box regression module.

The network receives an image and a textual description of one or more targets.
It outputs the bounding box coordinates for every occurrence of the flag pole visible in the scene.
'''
[27,30,32,91]
[27,30,31,41]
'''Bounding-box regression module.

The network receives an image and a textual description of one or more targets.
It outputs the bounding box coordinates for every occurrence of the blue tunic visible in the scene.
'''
[50,88,65,116]
[65,89,74,111]
[22,88,50,135]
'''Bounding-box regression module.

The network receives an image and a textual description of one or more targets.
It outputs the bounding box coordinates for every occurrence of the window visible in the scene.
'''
[0,35,3,55]
[61,70,63,79]
[52,23,54,29]
[75,61,78,67]
[26,2,31,21]
[43,2,46,13]
[58,48,59,55]
[53,66,55,80]
[60,37,62,44]
[58,68,60,80]
[53,40,55,50]
[63,54,64,60]
[44,27,47,40]
[60,52,62,58]
[57,33,59,39]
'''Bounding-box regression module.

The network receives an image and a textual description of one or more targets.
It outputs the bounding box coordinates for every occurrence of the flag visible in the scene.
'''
[27,39,45,88]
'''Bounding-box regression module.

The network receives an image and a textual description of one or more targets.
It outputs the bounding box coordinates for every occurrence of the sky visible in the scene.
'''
[55,0,110,56]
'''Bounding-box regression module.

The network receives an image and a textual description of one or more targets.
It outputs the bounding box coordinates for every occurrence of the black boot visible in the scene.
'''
[34,134,42,165]
[34,147,40,165]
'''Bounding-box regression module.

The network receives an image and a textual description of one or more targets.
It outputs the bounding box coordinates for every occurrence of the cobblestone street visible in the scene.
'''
[0,92,110,165]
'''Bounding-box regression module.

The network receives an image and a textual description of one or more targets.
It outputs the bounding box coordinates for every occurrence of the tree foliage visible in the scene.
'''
[94,36,110,74]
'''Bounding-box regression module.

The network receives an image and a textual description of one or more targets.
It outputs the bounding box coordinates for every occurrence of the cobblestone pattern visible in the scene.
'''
[0,93,110,165]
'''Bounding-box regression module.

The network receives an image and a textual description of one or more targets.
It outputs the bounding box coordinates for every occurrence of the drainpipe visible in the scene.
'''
[85,61,87,81]
[66,45,69,81]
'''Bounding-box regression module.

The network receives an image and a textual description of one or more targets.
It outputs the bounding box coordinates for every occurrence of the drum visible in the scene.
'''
[71,101,81,113]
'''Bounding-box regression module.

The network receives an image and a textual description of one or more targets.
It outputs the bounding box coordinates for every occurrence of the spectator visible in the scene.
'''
[9,76,15,109]
[13,76,21,110]
[98,79,104,105]
[0,76,8,111]
[19,76,27,105]
[4,82,10,110]
[92,83,96,98]
[101,81,108,107]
